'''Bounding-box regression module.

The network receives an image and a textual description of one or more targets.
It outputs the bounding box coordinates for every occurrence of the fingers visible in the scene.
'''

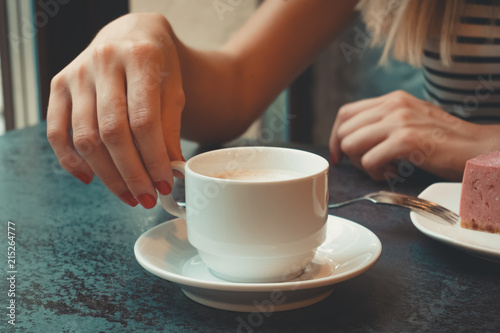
[340,121,390,157]
[161,85,185,180]
[160,40,185,163]
[93,67,157,209]
[46,13,187,209]
[71,69,138,207]
[336,106,386,141]
[125,43,175,198]
[46,75,95,184]
[329,95,386,164]
[330,91,423,180]
[339,121,399,180]
[361,136,409,181]
[49,47,183,209]
[329,93,410,181]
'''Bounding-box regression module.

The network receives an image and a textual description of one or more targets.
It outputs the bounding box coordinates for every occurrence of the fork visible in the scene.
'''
[176,191,460,225]
[328,191,459,225]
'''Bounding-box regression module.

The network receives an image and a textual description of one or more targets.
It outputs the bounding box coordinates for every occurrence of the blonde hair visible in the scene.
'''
[357,0,462,67]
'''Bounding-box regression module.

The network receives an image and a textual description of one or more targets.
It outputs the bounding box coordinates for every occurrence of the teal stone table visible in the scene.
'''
[1,123,499,332]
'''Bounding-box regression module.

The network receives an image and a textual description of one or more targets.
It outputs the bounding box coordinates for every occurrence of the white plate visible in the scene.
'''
[134,215,382,312]
[411,182,500,263]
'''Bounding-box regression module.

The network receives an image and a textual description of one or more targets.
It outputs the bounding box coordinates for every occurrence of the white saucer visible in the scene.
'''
[134,215,382,312]
[411,182,500,263]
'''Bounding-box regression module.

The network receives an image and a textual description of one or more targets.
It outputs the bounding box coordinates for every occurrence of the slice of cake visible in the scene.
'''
[460,151,500,234]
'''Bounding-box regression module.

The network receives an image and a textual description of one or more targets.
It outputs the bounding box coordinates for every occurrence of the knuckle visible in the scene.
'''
[390,89,409,99]
[150,12,170,27]
[46,127,63,146]
[99,117,128,144]
[395,127,418,144]
[387,90,411,108]
[73,129,99,156]
[360,155,376,173]
[339,139,354,155]
[93,42,118,65]
[50,73,66,92]
[136,13,172,34]
[336,105,352,122]
[69,63,90,81]
[130,110,155,134]
[393,108,415,125]
[129,41,162,64]
[336,123,348,139]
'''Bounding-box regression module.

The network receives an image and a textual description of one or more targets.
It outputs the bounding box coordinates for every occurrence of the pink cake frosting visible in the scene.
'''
[460,151,500,234]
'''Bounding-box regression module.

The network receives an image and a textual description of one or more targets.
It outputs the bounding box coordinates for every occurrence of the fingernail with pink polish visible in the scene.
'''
[155,181,172,195]
[137,193,157,209]
[75,172,92,185]
[120,191,139,207]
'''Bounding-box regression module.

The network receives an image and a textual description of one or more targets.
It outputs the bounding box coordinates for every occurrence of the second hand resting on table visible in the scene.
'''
[329,90,500,181]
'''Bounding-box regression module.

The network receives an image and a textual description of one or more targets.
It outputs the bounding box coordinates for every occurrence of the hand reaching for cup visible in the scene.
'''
[329,90,500,181]
[44,1,363,209]
[46,13,185,209]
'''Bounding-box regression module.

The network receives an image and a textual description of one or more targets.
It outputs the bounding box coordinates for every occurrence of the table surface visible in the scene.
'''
[1,123,499,333]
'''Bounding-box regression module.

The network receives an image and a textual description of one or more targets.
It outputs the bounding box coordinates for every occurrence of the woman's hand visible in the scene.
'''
[46,13,185,209]
[45,1,359,209]
[329,90,500,181]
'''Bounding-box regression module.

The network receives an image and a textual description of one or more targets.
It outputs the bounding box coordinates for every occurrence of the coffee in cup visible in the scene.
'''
[211,168,305,181]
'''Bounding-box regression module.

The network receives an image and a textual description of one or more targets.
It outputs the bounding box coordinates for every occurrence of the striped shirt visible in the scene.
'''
[422,0,500,122]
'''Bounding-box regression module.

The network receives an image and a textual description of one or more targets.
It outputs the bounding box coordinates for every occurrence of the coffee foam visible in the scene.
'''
[211,169,304,181]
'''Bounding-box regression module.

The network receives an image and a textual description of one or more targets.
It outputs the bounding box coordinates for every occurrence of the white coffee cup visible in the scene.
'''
[160,147,329,283]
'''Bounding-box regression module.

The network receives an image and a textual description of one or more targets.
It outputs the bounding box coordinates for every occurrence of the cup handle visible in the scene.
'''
[159,160,187,219]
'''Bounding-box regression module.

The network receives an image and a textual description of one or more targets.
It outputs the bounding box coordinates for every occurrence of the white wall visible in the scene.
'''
[129,0,257,50]
[1,0,40,133]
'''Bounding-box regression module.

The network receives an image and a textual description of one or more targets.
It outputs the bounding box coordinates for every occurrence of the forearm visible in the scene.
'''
[176,0,358,144]
[175,42,249,144]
